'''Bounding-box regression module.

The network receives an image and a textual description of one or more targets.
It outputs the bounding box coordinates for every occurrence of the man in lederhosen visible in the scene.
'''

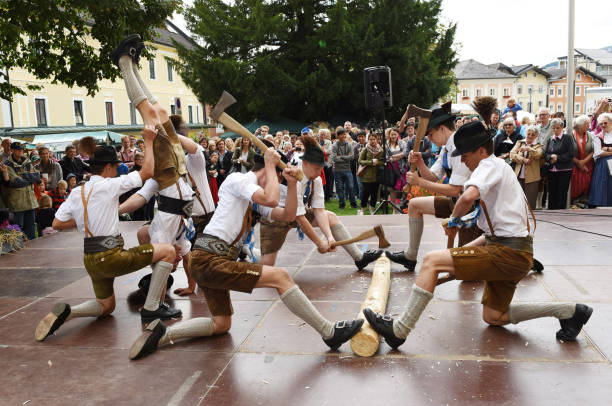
[259,135,382,269]
[364,122,592,349]
[34,134,177,341]
[128,148,364,359]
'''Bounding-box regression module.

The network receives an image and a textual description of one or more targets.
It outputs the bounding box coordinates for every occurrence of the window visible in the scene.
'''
[35,98,47,127]
[489,88,495,96]
[533,72,537,78]
[575,86,581,96]
[476,88,482,96]
[188,105,193,124]
[167,60,173,82]
[577,73,582,80]
[575,103,580,113]
[528,85,533,93]
[170,104,176,115]
[503,88,510,96]
[557,87,563,96]
[557,103,563,113]
[129,102,137,125]
[105,101,114,125]
[462,89,469,97]
[549,104,555,112]
[517,84,523,95]
[538,101,543,107]
[196,105,200,123]
[550,87,555,96]
[149,59,156,79]
[73,100,84,126]
[538,85,544,94]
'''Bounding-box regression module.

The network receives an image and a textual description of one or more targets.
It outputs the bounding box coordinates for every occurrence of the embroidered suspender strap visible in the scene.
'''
[479,200,495,239]
[80,184,95,238]
[187,172,207,215]
[230,203,253,247]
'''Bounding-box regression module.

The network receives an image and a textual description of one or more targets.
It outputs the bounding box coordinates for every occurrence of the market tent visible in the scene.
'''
[32,131,124,152]
[220,117,308,139]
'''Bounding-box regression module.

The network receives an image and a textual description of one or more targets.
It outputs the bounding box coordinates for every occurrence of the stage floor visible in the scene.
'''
[1,210,611,405]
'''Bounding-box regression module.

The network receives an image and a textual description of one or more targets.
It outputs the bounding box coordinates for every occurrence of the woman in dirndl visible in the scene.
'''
[589,113,612,207]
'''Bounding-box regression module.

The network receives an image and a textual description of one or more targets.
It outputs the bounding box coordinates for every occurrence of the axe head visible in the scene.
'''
[406,104,432,120]
[373,225,390,248]
[211,91,237,121]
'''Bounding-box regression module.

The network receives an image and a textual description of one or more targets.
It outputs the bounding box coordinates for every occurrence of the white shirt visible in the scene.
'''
[464,155,530,238]
[296,176,325,216]
[430,132,472,186]
[185,145,215,216]
[137,176,193,203]
[203,171,273,244]
[593,131,612,160]
[55,171,142,237]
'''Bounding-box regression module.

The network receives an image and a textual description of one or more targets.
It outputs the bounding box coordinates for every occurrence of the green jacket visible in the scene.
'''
[358,147,384,183]
[3,154,40,212]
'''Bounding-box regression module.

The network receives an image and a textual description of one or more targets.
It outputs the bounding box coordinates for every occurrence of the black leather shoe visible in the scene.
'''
[141,303,182,323]
[363,308,405,349]
[556,304,593,341]
[137,273,174,296]
[323,319,364,350]
[355,249,383,270]
[111,34,142,67]
[35,303,71,341]
[129,319,166,360]
[532,258,544,273]
[385,250,416,271]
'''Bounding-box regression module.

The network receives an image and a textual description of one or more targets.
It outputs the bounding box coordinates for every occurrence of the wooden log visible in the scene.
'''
[350,253,391,357]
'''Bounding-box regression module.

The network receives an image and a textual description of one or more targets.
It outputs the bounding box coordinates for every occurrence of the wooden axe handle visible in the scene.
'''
[217,111,304,181]
[330,228,377,247]
[403,115,430,192]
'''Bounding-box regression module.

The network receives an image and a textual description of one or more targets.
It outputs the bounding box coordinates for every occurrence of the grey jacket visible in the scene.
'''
[331,140,353,172]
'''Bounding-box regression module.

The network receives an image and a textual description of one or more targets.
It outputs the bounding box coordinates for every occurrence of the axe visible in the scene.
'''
[210,91,304,181]
[330,225,390,249]
[402,104,432,193]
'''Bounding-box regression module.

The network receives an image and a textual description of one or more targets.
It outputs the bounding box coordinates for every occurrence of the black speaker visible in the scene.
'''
[364,66,393,110]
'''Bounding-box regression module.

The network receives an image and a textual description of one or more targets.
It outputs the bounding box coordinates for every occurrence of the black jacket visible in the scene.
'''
[494,130,522,157]
[59,156,89,181]
[544,133,575,171]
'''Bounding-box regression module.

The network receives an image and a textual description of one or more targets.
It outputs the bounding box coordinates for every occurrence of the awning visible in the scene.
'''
[32,131,124,152]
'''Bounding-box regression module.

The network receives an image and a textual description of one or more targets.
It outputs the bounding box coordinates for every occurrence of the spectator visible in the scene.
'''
[544,118,574,209]
[589,112,612,207]
[118,135,135,169]
[207,138,217,160]
[231,137,255,173]
[510,125,543,210]
[536,107,553,145]
[3,142,39,239]
[59,144,89,181]
[590,98,611,135]
[405,130,433,167]
[282,141,293,161]
[1,139,11,161]
[47,179,69,210]
[501,98,523,116]
[570,115,595,207]
[259,125,270,138]
[331,128,357,209]
[402,122,416,143]
[386,127,406,212]
[224,138,234,153]
[344,121,356,141]
[206,152,220,205]
[494,117,522,164]
[135,138,145,152]
[66,173,77,191]
[455,117,464,129]
[490,111,500,133]
[318,128,334,201]
[37,146,62,190]
[216,138,230,185]
[519,116,531,138]
[353,131,367,201]
[36,194,56,234]
[358,133,383,214]
[290,138,305,166]
[199,136,209,151]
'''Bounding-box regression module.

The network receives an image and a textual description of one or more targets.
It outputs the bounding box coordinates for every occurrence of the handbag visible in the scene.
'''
[377,163,397,187]
[357,164,367,177]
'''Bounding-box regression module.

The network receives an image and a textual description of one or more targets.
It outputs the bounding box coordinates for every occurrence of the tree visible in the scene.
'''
[176,0,457,123]
[0,0,180,101]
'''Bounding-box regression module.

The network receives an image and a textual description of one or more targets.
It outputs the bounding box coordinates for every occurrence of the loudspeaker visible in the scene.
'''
[364,66,393,110]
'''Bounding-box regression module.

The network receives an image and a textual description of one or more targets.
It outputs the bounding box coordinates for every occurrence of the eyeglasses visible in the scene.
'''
[601,122,610,126]
[504,124,513,127]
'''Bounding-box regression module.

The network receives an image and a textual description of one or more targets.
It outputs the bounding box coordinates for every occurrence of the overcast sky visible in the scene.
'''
[171,0,612,67]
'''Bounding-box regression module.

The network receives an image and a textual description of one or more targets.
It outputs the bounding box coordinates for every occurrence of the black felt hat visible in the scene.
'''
[426,101,456,133]
[89,146,121,164]
[302,144,325,166]
[451,121,493,157]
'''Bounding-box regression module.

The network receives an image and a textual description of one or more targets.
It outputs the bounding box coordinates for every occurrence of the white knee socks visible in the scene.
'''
[393,285,433,338]
[508,302,576,324]
[281,285,334,339]
[118,56,147,108]
[159,317,214,346]
[66,300,104,321]
[403,217,424,260]
[143,261,173,311]
[331,223,362,261]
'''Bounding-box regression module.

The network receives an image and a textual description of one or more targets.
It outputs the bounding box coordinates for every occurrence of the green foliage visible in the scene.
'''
[176,0,457,123]
[0,0,180,101]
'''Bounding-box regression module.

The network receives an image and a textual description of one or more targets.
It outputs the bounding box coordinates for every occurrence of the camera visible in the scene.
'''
[295,146,303,152]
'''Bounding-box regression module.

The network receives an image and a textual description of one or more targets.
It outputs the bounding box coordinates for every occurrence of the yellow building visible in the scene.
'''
[511,64,551,114]
[0,22,209,139]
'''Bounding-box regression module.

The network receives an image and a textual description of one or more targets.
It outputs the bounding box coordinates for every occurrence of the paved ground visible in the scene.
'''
[1,210,611,405]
